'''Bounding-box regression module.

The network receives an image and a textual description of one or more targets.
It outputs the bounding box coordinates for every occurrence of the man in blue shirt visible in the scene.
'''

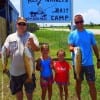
[68,14,100,100]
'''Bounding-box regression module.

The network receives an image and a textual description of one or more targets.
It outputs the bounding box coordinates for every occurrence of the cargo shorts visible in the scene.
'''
[10,73,36,95]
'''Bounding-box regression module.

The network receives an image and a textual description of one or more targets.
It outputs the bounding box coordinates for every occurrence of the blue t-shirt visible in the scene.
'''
[68,29,96,66]
[40,57,53,78]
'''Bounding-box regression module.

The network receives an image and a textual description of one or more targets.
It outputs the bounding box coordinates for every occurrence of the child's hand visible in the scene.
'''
[97,60,100,69]
[40,67,43,71]
[68,81,70,85]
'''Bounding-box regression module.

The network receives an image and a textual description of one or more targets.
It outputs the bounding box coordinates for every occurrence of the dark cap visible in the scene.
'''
[17,17,27,23]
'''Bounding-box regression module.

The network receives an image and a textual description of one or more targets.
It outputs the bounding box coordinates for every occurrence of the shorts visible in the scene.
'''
[40,76,54,88]
[73,65,95,82]
[10,74,36,95]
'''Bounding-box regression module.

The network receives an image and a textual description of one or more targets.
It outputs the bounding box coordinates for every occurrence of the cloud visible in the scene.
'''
[75,9,100,24]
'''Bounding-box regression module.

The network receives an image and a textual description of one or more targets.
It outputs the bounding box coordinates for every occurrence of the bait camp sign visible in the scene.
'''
[21,0,73,23]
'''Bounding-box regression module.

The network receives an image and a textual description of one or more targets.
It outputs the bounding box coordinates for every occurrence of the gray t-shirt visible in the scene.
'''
[3,31,39,76]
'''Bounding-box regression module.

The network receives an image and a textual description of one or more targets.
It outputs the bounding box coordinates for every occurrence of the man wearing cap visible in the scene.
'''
[2,17,39,100]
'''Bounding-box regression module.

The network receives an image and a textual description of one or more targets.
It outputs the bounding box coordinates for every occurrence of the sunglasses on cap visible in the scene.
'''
[17,23,27,26]
[75,20,84,24]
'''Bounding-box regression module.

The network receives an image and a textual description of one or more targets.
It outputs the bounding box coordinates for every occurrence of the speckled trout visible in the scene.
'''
[23,47,35,83]
[74,47,82,80]
[1,46,8,72]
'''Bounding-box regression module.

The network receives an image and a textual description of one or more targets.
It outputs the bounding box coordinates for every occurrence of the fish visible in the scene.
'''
[74,47,82,80]
[1,46,8,73]
[23,46,35,83]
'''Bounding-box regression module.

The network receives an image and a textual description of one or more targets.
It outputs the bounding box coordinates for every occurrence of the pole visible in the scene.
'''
[71,0,74,31]
[20,0,22,17]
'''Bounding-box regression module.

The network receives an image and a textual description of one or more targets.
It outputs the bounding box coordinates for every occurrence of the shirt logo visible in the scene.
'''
[9,41,18,53]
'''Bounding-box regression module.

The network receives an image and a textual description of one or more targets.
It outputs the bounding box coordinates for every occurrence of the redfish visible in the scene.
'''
[23,47,34,83]
[74,47,82,80]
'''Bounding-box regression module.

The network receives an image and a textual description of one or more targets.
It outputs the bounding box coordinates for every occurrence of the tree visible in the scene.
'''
[27,23,40,32]
[90,21,94,27]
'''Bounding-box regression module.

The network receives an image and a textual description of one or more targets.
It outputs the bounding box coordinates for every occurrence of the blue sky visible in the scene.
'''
[10,0,100,24]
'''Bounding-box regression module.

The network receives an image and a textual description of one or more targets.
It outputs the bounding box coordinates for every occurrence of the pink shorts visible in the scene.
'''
[40,76,54,87]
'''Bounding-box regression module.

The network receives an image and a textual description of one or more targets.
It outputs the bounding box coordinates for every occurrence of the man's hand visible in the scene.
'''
[26,37,39,51]
[28,38,34,46]
[3,67,8,73]
[69,45,75,52]
[25,38,33,48]
[97,60,100,69]
[3,68,10,78]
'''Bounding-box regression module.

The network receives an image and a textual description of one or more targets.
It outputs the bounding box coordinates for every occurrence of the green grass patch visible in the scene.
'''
[35,29,70,58]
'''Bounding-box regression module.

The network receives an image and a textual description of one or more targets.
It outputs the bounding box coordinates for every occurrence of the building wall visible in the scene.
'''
[0,17,7,46]
[0,0,19,35]
[0,0,19,45]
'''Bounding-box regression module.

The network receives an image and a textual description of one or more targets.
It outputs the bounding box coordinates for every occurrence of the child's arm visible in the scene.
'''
[51,58,56,70]
[36,58,41,71]
[51,59,54,69]
[68,71,70,85]
[66,62,71,85]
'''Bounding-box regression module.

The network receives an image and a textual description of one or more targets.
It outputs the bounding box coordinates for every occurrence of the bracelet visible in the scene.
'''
[97,59,100,61]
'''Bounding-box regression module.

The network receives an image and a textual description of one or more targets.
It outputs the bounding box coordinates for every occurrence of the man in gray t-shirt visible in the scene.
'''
[2,17,39,100]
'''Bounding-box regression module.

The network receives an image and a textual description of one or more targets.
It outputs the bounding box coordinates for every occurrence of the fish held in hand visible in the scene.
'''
[1,46,8,73]
[74,47,82,80]
[23,47,34,83]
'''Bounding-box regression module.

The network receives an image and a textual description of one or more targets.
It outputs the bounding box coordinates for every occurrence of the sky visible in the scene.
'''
[10,0,100,24]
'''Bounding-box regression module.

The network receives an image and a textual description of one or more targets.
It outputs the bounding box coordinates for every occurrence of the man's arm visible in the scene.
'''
[92,45,100,68]
[93,45,100,59]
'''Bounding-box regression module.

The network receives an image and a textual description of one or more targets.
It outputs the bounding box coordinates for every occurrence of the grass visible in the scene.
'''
[84,25,100,29]
[0,29,100,100]
[35,29,70,57]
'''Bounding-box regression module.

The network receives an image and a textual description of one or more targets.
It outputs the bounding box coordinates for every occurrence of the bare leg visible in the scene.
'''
[64,85,68,100]
[75,80,82,100]
[41,87,47,100]
[48,84,52,100]
[88,81,97,100]
[16,91,23,100]
[58,85,63,100]
[26,93,33,100]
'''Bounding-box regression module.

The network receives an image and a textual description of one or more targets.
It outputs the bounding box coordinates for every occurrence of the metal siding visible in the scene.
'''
[0,0,19,34]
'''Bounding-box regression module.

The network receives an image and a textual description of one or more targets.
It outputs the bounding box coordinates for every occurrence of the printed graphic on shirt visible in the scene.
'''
[9,41,18,53]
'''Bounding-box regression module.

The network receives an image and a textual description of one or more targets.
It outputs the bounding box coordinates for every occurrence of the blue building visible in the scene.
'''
[0,0,19,35]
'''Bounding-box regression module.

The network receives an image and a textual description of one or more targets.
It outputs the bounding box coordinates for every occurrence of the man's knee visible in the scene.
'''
[76,80,82,87]
[88,82,96,91]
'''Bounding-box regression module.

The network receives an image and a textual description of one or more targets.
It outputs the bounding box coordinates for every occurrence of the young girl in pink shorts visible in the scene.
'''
[36,43,53,100]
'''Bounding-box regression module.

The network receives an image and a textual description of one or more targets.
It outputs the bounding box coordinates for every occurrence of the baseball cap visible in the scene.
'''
[17,17,27,23]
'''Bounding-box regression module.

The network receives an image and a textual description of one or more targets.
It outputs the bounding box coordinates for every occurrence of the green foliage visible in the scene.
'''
[27,23,40,32]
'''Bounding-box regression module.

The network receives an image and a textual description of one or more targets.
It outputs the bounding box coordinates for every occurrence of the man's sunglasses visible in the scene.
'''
[75,20,84,24]
[17,23,27,26]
